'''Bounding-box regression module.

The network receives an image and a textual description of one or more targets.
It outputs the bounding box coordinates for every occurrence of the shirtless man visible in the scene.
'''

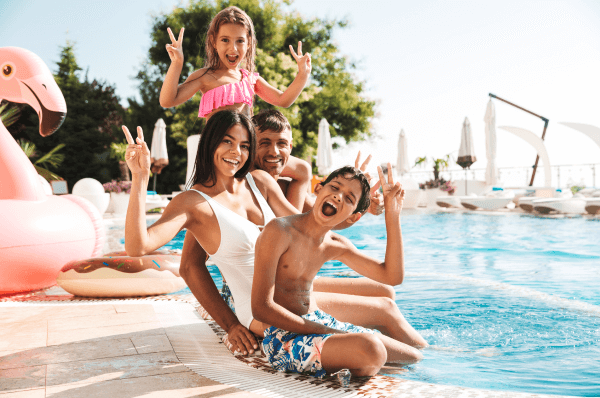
[252,165,423,377]
[180,111,426,357]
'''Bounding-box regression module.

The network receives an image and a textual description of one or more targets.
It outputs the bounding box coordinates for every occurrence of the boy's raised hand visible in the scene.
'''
[377,163,405,216]
[166,27,185,64]
[289,41,312,76]
[122,126,151,175]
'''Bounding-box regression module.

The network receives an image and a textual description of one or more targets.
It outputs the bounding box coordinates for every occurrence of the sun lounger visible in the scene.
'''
[146,192,170,212]
[460,188,515,211]
[436,196,462,208]
[532,189,599,215]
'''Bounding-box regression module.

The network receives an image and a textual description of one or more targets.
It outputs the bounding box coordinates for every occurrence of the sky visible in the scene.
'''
[2,0,600,186]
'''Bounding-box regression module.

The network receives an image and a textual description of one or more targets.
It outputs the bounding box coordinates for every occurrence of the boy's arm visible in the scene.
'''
[252,221,343,335]
[254,42,311,108]
[336,164,406,285]
[179,232,258,355]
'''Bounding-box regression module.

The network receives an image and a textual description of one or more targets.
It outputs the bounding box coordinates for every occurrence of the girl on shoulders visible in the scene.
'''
[159,6,311,119]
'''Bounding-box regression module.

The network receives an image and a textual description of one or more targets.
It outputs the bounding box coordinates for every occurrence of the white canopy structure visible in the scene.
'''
[484,100,498,186]
[498,126,552,187]
[150,118,169,174]
[317,118,333,176]
[559,123,600,151]
[396,129,410,177]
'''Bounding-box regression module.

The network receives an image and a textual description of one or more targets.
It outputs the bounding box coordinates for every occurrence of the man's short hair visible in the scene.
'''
[320,166,371,214]
[252,109,292,135]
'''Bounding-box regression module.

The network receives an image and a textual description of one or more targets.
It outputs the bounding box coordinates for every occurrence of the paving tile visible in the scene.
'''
[47,321,164,346]
[45,371,249,398]
[112,303,155,314]
[0,338,137,370]
[46,351,187,387]
[0,305,116,322]
[0,388,45,397]
[0,320,46,338]
[131,334,173,354]
[0,365,46,393]
[48,311,159,333]
[0,331,46,351]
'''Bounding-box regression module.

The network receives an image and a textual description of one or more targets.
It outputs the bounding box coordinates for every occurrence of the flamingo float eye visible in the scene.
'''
[1,63,15,80]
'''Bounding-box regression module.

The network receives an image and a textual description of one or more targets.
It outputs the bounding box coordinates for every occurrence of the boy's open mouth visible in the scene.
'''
[322,200,338,217]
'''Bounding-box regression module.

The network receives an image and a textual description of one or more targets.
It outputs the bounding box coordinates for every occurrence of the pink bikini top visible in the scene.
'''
[198,69,259,118]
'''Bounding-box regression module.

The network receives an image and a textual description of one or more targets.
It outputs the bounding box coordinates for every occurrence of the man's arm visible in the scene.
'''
[279,156,311,211]
[179,232,258,355]
[252,221,343,335]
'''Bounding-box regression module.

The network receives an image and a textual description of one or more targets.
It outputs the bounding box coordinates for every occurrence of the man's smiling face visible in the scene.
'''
[254,128,292,178]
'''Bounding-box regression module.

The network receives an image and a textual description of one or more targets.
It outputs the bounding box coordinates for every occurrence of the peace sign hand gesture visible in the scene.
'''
[165,27,185,64]
[289,41,312,76]
[355,151,383,215]
[122,125,151,176]
[377,163,405,217]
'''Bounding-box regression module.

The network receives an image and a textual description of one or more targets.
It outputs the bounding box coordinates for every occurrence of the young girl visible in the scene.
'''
[159,6,311,209]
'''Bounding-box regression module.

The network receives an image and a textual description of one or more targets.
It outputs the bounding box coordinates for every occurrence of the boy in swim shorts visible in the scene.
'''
[252,164,423,378]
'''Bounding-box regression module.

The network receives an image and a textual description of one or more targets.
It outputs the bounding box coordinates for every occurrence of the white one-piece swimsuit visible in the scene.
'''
[189,173,276,328]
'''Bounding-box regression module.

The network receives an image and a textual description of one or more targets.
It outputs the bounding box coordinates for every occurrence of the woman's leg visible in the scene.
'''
[314,291,428,348]
[313,276,396,299]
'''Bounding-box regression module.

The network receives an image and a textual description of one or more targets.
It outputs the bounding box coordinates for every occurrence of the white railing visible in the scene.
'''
[402,163,599,189]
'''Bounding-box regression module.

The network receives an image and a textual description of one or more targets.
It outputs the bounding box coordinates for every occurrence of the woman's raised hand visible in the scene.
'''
[166,27,185,64]
[122,126,151,176]
[289,41,312,76]
[377,163,405,216]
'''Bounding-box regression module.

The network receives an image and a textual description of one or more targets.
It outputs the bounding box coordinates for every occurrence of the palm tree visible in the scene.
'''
[19,140,65,181]
[0,100,24,128]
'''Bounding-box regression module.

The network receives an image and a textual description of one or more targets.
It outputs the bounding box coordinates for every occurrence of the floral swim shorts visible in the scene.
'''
[261,310,377,378]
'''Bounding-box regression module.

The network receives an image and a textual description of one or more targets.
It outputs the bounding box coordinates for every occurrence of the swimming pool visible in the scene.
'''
[161,211,600,397]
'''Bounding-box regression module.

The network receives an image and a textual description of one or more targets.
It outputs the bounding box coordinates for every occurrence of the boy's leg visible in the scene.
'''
[320,333,387,377]
[314,291,428,348]
[313,276,395,299]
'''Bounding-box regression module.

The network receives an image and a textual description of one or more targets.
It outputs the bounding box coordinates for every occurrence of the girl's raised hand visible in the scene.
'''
[377,163,405,216]
[289,41,312,76]
[122,126,151,176]
[355,151,383,215]
[166,27,185,64]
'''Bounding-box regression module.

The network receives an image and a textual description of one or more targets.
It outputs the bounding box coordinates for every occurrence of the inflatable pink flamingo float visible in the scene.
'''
[0,47,104,294]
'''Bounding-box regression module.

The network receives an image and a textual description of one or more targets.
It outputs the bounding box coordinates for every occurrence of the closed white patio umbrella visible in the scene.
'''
[316,118,333,176]
[484,100,498,186]
[396,129,410,177]
[150,118,169,192]
[457,117,477,194]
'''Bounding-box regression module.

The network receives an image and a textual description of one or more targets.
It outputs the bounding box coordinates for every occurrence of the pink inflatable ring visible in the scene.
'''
[57,251,186,297]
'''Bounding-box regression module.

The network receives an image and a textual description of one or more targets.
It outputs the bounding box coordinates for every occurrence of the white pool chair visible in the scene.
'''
[460,188,515,211]
[436,196,462,208]
[145,192,170,212]
[533,189,599,215]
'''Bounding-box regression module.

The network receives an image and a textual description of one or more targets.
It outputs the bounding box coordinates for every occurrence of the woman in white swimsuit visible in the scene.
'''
[123,110,298,340]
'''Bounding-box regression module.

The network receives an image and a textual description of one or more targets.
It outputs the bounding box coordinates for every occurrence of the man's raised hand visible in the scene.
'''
[377,163,405,216]
[166,27,185,64]
[122,126,151,175]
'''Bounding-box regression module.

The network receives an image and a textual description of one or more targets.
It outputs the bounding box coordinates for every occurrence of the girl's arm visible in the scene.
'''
[122,126,190,256]
[251,170,300,217]
[254,42,311,108]
[159,27,205,108]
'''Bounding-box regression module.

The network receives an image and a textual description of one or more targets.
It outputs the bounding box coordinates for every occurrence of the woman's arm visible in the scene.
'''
[254,42,311,108]
[122,126,190,256]
[179,232,259,355]
[159,27,205,108]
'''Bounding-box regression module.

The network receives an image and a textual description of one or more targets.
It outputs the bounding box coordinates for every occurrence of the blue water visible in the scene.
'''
[158,211,600,396]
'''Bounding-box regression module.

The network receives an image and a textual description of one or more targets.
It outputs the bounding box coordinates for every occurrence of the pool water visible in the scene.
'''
[160,211,600,397]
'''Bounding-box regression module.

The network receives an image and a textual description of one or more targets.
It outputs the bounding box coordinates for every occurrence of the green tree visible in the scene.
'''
[8,42,125,189]
[129,0,375,189]
[19,140,65,181]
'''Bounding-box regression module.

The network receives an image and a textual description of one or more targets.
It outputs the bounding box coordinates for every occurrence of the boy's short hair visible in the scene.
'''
[320,166,371,214]
[252,109,292,135]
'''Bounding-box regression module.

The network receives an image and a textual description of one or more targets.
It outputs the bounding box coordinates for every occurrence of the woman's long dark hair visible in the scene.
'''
[188,110,256,188]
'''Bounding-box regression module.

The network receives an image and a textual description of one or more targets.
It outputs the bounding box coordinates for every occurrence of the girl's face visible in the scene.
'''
[215,23,249,70]
[213,124,251,178]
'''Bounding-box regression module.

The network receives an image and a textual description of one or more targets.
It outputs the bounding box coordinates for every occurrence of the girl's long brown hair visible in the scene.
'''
[204,6,257,74]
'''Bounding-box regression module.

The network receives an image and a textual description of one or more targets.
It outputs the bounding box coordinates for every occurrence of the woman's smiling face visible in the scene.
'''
[213,124,251,178]
[215,23,249,70]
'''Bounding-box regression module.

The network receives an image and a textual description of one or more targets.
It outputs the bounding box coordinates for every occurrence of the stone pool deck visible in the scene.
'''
[0,213,576,398]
